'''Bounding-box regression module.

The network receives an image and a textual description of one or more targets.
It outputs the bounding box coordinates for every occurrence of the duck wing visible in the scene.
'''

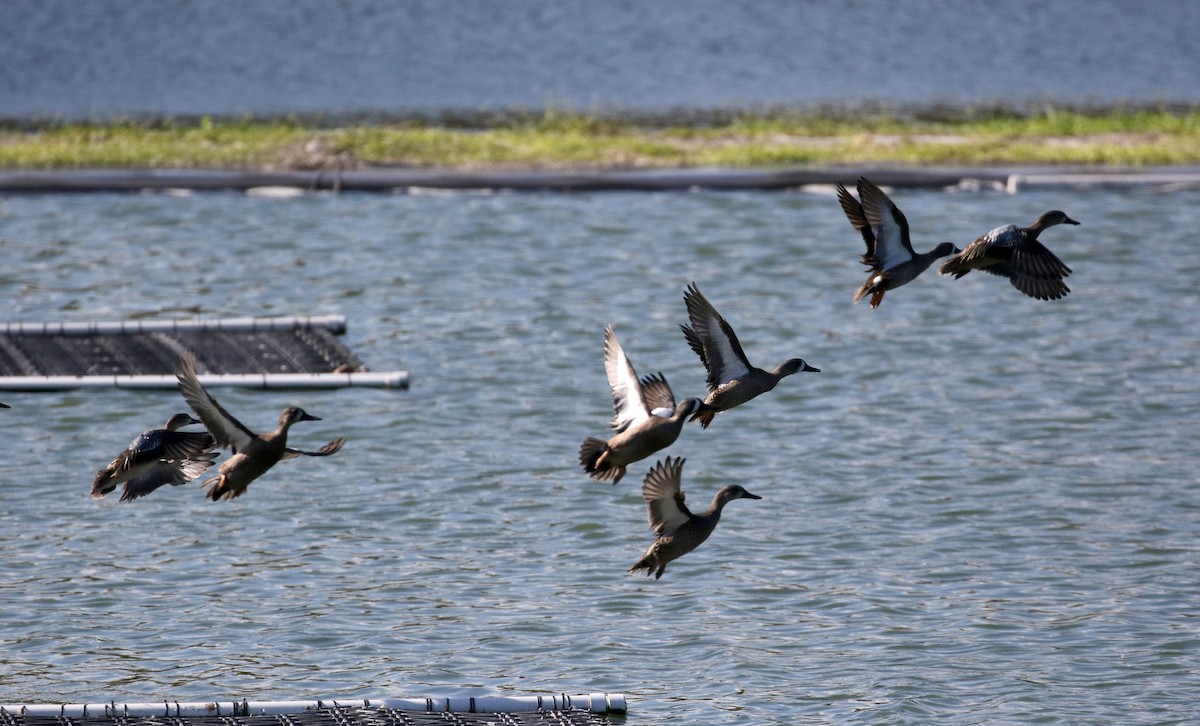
[642,456,692,536]
[857,177,915,270]
[1008,273,1071,300]
[119,448,218,502]
[939,225,1011,277]
[282,437,346,460]
[679,322,708,369]
[638,372,677,417]
[836,182,877,266]
[603,325,652,432]
[175,354,255,452]
[1011,238,1073,279]
[981,263,1072,300]
[156,429,217,463]
[126,429,213,472]
[683,283,752,391]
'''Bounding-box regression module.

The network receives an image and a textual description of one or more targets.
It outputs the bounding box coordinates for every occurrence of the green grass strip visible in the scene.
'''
[2,107,1198,170]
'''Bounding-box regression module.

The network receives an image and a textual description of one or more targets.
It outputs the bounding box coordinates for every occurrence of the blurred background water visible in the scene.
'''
[2,0,1199,120]
[1,185,1198,723]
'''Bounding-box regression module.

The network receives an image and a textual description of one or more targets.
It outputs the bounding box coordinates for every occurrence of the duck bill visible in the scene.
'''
[743,492,762,500]
[299,412,322,422]
[803,364,820,373]
[1064,216,1081,225]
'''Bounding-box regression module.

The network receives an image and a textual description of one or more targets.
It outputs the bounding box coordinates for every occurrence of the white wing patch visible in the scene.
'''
[874,213,913,271]
[643,458,690,536]
[604,326,650,431]
[858,180,914,271]
[701,315,750,385]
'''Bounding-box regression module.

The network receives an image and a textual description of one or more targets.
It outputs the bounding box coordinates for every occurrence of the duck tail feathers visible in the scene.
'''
[91,469,117,499]
[689,404,717,429]
[938,256,971,278]
[579,437,624,484]
[854,277,886,306]
[628,553,663,579]
[201,474,234,502]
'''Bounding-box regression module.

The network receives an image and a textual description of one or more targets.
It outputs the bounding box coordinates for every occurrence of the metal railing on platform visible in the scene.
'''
[0,694,627,725]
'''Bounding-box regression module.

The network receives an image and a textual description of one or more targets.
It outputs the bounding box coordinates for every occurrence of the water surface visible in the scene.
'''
[0,186,1197,723]
[3,0,1199,120]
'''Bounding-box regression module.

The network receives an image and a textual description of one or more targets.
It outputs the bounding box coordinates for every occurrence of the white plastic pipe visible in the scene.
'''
[0,371,409,390]
[0,693,627,716]
[1,315,347,336]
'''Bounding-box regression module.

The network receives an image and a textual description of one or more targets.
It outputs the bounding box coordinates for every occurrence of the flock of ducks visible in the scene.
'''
[581,283,819,579]
[840,177,1078,307]
[72,176,1078,580]
[90,353,345,503]
[581,177,1080,579]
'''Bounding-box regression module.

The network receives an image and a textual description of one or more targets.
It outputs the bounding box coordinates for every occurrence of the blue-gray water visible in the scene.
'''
[3,0,1200,120]
[1,185,1198,723]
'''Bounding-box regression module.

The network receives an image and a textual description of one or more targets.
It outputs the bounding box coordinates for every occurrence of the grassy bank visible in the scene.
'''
[2,107,1199,171]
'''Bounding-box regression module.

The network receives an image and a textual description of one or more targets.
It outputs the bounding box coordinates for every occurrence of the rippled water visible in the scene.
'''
[4,0,1200,119]
[1,186,1198,723]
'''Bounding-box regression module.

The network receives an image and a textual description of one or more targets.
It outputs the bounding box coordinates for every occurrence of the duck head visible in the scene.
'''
[279,407,321,428]
[932,241,960,258]
[1033,210,1081,230]
[716,484,762,506]
[165,412,203,430]
[776,358,820,377]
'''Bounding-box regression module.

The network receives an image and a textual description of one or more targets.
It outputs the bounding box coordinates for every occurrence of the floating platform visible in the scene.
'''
[0,315,408,391]
[0,695,626,726]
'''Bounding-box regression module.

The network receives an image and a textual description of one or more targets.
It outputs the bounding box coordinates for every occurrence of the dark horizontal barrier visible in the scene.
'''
[1,167,1198,193]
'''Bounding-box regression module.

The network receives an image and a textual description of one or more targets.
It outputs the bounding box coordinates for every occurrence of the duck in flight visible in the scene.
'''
[628,456,761,580]
[580,325,702,484]
[175,354,346,501]
[836,177,959,309]
[91,412,218,502]
[939,210,1079,300]
[679,283,819,428]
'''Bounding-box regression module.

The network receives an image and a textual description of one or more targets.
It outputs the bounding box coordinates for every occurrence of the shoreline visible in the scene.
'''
[4,99,1198,129]
[3,108,1199,174]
